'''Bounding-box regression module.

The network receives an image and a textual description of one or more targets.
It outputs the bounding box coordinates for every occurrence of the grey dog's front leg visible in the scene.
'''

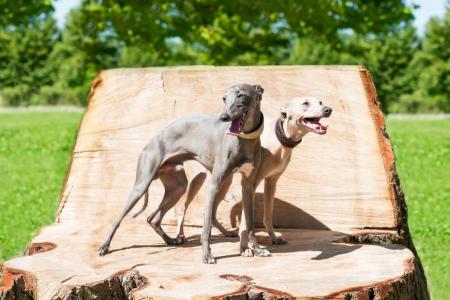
[201,173,223,264]
[201,162,236,264]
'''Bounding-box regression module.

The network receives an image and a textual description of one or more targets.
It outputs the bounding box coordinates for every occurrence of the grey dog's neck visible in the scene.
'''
[243,106,262,134]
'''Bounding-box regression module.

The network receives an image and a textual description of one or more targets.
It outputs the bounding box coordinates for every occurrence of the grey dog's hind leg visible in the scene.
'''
[97,149,161,256]
[147,169,188,245]
[176,173,237,240]
[97,177,155,256]
[211,176,238,237]
[176,171,207,242]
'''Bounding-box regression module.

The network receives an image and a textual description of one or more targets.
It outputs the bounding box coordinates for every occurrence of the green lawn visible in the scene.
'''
[0,112,83,259]
[386,118,449,300]
[0,112,448,298]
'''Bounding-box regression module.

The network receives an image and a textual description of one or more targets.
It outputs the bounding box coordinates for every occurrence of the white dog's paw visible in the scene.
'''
[241,248,255,257]
[254,247,272,257]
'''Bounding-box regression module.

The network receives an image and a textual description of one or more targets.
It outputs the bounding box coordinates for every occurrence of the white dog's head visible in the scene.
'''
[280,97,332,135]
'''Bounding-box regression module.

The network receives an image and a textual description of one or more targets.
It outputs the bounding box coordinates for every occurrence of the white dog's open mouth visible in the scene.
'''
[228,112,248,135]
[301,117,328,134]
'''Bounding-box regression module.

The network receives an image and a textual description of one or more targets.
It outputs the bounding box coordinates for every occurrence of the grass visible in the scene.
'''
[0,112,83,259]
[0,112,448,298]
[386,118,450,300]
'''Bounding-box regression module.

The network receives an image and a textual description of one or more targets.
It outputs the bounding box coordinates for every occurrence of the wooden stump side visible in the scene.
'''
[0,267,146,300]
[0,66,430,300]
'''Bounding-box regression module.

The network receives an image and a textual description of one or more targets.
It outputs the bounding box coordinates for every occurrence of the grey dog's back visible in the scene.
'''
[143,114,228,170]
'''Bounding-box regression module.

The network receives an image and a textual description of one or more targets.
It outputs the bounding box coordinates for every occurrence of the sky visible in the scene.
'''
[410,0,447,34]
[53,0,447,35]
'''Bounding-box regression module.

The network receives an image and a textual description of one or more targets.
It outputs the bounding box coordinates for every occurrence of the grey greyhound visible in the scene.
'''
[97,84,271,264]
[173,97,333,244]
[134,97,332,245]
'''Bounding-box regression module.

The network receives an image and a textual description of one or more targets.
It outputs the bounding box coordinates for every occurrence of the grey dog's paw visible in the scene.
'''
[202,252,217,264]
[222,229,239,238]
[166,237,185,246]
[97,244,109,256]
[176,234,187,244]
[271,235,287,245]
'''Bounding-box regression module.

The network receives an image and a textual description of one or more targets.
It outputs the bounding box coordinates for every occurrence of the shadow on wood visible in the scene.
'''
[229,193,331,230]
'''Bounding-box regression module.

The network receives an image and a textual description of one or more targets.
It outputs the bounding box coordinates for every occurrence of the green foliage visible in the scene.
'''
[0,0,53,27]
[41,0,416,107]
[284,23,421,112]
[394,10,450,113]
[0,16,58,106]
[0,84,33,106]
[345,22,419,111]
[0,1,448,112]
[284,37,348,65]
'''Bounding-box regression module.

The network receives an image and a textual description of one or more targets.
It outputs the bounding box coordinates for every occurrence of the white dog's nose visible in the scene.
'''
[323,106,332,117]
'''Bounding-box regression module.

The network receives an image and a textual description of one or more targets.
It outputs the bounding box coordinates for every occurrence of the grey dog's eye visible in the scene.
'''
[303,101,309,106]
[222,96,226,102]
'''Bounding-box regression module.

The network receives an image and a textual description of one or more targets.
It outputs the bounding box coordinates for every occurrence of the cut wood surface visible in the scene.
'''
[1,66,429,299]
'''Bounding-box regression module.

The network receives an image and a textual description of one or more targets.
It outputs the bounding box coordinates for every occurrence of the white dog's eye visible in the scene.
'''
[303,101,309,106]
[319,101,323,105]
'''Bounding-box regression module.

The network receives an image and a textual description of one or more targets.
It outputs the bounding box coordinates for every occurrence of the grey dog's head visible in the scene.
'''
[219,84,264,134]
[280,96,332,135]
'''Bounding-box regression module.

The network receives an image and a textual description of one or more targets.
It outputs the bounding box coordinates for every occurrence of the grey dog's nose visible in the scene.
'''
[219,113,231,122]
[323,106,332,117]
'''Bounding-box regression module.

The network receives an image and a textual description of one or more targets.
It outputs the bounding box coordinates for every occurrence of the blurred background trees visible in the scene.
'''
[0,0,448,112]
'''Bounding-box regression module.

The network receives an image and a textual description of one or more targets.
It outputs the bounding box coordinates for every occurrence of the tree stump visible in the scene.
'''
[0,66,429,299]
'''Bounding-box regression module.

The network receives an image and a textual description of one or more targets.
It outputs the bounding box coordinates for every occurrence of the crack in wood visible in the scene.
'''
[215,274,293,300]
[25,242,57,256]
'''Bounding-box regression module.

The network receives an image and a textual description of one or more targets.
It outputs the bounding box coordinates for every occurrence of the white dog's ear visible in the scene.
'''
[280,103,288,119]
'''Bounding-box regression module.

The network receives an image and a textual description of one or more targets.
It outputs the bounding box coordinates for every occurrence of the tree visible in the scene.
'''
[395,8,450,112]
[345,22,419,112]
[0,16,58,105]
[0,0,53,27]
[45,0,415,105]
[283,22,419,113]
[46,8,120,106]
[1,1,424,107]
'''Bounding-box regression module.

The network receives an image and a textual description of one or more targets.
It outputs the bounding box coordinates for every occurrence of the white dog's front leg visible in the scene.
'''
[264,175,287,244]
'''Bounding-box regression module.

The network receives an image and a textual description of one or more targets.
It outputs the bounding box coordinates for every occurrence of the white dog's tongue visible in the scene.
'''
[302,118,328,133]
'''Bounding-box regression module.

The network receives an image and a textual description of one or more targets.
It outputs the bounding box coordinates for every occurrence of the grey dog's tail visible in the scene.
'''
[132,191,149,218]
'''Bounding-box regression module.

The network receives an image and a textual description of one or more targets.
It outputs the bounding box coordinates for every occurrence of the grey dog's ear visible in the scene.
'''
[253,84,264,100]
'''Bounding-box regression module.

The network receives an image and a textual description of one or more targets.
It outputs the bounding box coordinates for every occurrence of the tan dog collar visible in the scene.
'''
[228,113,264,139]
